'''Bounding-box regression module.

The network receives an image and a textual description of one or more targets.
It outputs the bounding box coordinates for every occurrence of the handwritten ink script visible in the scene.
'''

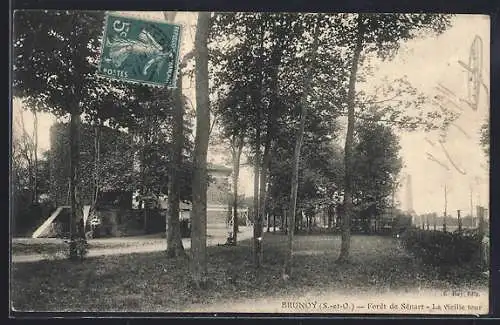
[424,35,489,174]
[458,35,488,112]
[432,34,488,115]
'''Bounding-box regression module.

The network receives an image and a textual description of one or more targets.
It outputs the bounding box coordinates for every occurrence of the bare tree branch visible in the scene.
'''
[208,112,218,137]
[364,94,400,105]
[354,114,431,127]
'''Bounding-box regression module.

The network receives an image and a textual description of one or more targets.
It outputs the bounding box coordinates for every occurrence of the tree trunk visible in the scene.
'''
[256,112,278,257]
[190,11,211,286]
[338,14,365,264]
[141,117,149,233]
[33,110,38,204]
[283,208,287,234]
[255,25,284,266]
[443,184,447,232]
[166,61,186,258]
[283,21,321,278]
[90,121,101,237]
[457,210,462,233]
[255,137,270,267]
[252,18,266,268]
[231,136,244,244]
[69,108,84,260]
[328,205,333,230]
[93,122,101,208]
[226,146,233,229]
[252,130,262,267]
[227,190,232,235]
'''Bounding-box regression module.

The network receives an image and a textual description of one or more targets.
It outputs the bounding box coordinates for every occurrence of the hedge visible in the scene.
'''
[400,228,484,271]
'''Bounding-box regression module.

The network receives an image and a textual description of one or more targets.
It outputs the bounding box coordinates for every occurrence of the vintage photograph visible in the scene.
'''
[10,11,489,314]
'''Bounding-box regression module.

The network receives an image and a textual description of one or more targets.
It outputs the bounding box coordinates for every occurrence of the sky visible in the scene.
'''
[373,14,490,215]
[12,13,489,216]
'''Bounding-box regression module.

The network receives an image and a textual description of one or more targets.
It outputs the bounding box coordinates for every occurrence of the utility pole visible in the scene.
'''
[477,205,485,238]
[425,157,450,232]
[443,184,447,232]
[457,209,462,233]
[470,184,474,228]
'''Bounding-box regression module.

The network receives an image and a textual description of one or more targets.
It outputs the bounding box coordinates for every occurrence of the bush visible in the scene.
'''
[64,238,89,261]
[400,228,483,271]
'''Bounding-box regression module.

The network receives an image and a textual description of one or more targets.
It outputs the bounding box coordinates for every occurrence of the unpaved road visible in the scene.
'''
[12,226,253,263]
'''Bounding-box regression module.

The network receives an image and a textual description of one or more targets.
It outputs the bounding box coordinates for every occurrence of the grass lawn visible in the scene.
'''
[10,233,488,312]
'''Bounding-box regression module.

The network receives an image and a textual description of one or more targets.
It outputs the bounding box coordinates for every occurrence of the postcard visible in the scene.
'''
[10,11,489,315]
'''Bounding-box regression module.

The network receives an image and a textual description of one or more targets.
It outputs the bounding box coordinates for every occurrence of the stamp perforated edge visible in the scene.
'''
[95,11,183,89]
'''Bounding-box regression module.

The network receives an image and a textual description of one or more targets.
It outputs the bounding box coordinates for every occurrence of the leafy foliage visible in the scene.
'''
[400,228,485,274]
[334,13,453,262]
[47,120,194,204]
[268,114,344,211]
[352,119,403,210]
[13,11,124,115]
[13,10,196,206]
[479,119,489,159]
[47,122,135,205]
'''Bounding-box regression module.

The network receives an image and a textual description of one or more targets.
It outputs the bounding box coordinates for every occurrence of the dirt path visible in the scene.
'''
[12,226,253,263]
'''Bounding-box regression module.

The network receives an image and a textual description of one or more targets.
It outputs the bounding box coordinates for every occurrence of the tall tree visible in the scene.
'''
[335,13,452,263]
[210,13,317,264]
[13,11,116,259]
[163,11,195,258]
[191,11,211,286]
[351,119,403,214]
[210,83,253,244]
[339,14,365,263]
[283,15,322,278]
[12,107,36,201]
[230,134,245,242]
[255,13,296,267]
[210,12,268,263]
[165,67,187,257]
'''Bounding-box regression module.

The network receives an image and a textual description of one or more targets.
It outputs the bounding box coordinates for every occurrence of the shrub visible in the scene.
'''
[64,238,89,261]
[400,228,483,271]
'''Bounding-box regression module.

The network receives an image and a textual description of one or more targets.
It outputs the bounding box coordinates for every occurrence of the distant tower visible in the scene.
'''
[406,175,414,212]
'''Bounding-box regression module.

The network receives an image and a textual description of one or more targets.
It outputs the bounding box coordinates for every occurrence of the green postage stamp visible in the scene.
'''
[97,13,182,87]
